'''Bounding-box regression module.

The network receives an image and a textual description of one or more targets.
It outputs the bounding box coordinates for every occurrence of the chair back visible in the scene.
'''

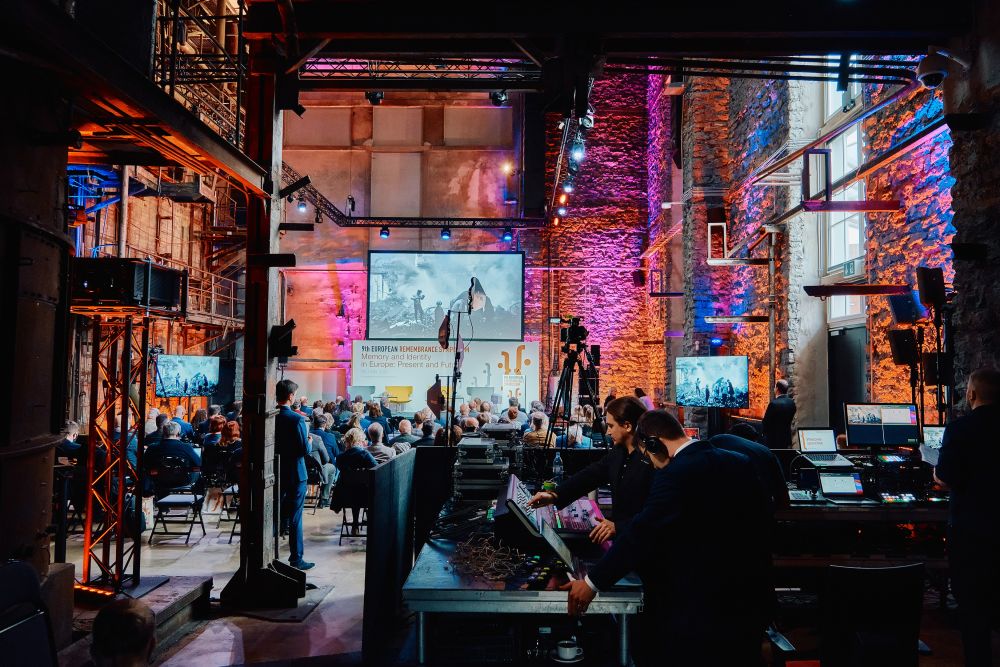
[0,561,57,667]
[330,465,371,511]
[305,453,324,485]
[821,563,924,667]
[148,454,197,490]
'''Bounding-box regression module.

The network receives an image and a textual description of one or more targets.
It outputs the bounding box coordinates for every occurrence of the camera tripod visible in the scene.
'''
[544,342,606,448]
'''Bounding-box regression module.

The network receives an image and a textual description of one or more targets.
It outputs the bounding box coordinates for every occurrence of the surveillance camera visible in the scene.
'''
[916,53,950,89]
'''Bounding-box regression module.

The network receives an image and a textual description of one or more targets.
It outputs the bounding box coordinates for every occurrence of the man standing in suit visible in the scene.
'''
[935,368,1000,667]
[276,379,314,570]
[761,379,796,449]
[564,410,772,666]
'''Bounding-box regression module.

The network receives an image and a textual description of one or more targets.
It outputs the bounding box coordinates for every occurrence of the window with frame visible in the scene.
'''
[824,55,864,121]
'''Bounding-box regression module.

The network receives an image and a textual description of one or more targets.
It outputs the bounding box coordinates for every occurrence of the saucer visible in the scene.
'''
[549,648,585,664]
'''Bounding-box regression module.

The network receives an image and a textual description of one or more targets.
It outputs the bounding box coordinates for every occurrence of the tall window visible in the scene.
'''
[824,55,864,121]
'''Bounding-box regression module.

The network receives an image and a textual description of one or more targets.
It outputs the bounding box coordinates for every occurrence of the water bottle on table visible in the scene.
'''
[552,451,564,483]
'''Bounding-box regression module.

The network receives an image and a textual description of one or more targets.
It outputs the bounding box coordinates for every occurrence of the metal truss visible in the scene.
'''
[80,316,150,592]
[300,57,541,88]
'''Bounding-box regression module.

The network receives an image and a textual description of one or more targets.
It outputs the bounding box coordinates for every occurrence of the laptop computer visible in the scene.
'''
[797,428,854,468]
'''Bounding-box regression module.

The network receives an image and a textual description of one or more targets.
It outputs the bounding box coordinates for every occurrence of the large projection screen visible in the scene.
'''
[367,251,524,341]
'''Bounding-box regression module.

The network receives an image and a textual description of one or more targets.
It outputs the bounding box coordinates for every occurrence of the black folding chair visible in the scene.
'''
[331,466,371,545]
[147,455,206,545]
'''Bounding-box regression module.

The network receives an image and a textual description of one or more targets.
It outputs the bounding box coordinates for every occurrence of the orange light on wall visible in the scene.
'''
[552,216,561,226]
[558,193,568,205]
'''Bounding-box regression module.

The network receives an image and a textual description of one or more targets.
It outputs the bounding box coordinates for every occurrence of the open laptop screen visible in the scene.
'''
[820,472,865,496]
[798,429,837,452]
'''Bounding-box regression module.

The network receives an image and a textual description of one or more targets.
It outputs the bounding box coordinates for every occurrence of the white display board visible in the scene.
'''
[352,340,539,414]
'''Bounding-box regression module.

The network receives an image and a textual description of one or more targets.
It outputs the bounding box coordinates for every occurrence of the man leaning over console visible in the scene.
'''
[563,409,773,666]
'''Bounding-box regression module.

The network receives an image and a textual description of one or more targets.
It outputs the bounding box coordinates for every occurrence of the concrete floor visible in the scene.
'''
[61,502,993,667]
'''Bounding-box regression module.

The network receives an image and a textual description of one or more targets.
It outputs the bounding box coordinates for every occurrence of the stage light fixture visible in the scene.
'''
[379,226,390,239]
[710,337,724,347]
[365,91,384,105]
[558,193,568,205]
[569,136,586,163]
[579,105,595,130]
[501,161,513,174]
[489,90,508,106]
[562,181,574,194]
[441,226,451,240]
[557,206,568,216]
[501,226,513,242]
[296,197,307,213]
[552,216,561,226]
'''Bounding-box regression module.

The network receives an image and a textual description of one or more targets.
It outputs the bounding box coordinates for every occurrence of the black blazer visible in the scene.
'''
[761,395,796,449]
[587,441,773,644]
[935,404,1000,543]
[710,434,790,511]
[554,445,654,528]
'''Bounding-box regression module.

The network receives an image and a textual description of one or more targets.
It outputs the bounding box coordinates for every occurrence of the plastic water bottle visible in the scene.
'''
[552,451,564,483]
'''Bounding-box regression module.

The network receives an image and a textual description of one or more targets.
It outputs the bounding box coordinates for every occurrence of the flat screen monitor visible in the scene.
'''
[674,356,750,408]
[155,355,220,397]
[844,403,920,448]
[798,428,837,452]
[367,250,524,340]
[922,425,945,450]
[683,427,701,439]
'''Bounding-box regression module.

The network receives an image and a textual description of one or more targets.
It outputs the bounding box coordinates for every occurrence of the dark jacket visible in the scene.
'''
[412,435,437,447]
[554,445,654,528]
[276,405,311,484]
[335,446,378,471]
[144,439,201,469]
[710,434,790,511]
[761,395,796,449]
[935,403,1000,543]
[171,416,195,440]
[310,428,342,459]
[587,441,772,659]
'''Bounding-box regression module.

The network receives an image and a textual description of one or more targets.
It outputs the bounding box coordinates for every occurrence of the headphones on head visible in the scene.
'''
[635,422,667,455]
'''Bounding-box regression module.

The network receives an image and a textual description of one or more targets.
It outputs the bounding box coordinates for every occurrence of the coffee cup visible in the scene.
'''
[557,640,583,660]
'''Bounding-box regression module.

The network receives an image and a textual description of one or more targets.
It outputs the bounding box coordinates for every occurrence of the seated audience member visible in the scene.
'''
[458,403,471,421]
[335,399,354,425]
[323,401,337,417]
[509,397,529,423]
[191,408,208,437]
[582,404,597,436]
[202,415,226,448]
[468,398,481,418]
[90,598,156,667]
[462,417,479,433]
[145,414,170,448]
[434,425,463,447]
[58,420,83,459]
[109,414,139,469]
[308,433,338,509]
[336,427,378,470]
[199,405,222,437]
[412,421,437,447]
[556,423,592,449]
[172,405,195,439]
[530,400,546,415]
[480,401,499,424]
[224,401,242,423]
[312,400,324,414]
[367,422,395,463]
[522,412,555,447]
[728,421,762,443]
[144,408,160,436]
[477,413,490,429]
[311,413,341,457]
[144,421,201,492]
[220,420,241,450]
[379,396,393,420]
[299,395,313,415]
[390,420,418,447]
[353,394,363,404]
[499,406,521,424]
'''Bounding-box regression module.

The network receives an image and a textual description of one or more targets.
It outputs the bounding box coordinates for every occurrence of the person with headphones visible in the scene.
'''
[562,409,772,666]
[528,396,653,544]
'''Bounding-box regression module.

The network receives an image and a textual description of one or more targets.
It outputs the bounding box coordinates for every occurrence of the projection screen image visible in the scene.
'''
[675,356,750,408]
[155,355,221,398]
[367,251,524,340]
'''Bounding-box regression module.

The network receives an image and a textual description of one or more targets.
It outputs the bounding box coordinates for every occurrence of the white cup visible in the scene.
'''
[557,640,583,660]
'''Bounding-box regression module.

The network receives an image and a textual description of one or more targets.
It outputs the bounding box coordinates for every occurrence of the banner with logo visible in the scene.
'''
[352,340,539,411]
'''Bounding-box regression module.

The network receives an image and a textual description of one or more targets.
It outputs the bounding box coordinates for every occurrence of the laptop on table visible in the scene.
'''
[818,471,876,504]
[797,428,853,468]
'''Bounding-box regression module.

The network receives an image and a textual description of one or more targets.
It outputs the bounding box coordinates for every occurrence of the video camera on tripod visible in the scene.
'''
[559,316,589,352]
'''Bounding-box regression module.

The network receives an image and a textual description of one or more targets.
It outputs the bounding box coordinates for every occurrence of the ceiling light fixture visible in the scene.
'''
[379,226,390,239]
[440,226,451,240]
[365,90,384,105]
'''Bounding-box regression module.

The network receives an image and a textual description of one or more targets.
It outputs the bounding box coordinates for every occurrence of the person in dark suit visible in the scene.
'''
[528,396,652,544]
[711,431,790,512]
[411,421,437,447]
[564,410,772,666]
[171,406,195,440]
[275,379,313,570]
[761,379,796,449]
[310,412,342,459]
[934,368,1000,667]
[144,421,202,495]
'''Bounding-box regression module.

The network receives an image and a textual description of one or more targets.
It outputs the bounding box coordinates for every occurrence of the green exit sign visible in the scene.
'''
[843,259,857,277]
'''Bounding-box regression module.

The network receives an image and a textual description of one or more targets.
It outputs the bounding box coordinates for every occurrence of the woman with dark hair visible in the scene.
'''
[634,388,655,410]
[191,408,209,439]
[434,425,463,447]
[335,399,353,425]
[529,396,653,544]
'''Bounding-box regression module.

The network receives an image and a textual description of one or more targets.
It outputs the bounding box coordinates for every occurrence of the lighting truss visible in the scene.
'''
[300,57,541,89]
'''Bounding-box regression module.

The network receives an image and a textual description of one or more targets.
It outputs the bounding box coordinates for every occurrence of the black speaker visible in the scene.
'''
[521,93,546,218]
[916,266,946,309]
[578,366,599,405]
[888,291,928,325]
[887,329,918,366]
[589,344,601,366]
[922,352,954,386]
[71,257,183,309]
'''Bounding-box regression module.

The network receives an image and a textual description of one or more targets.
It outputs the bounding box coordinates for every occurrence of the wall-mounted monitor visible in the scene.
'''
[155,355,220,398]
[367,251,524,341]
[675,356,750,408]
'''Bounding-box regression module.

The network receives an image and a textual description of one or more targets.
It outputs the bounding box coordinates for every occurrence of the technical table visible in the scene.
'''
[402,538,643,666]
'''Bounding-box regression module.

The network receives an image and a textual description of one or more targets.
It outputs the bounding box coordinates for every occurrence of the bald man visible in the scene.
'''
[90,599,156,667]
[935,368,1000,667]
